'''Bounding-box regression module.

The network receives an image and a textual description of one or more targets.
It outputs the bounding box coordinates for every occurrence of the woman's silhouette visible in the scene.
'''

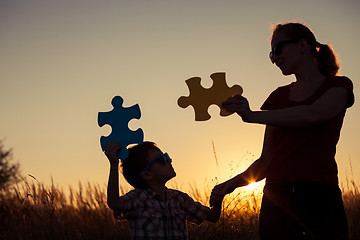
[211,22,354,240]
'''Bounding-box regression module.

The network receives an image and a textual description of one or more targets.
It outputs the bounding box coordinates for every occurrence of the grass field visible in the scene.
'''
[0,176,359,240]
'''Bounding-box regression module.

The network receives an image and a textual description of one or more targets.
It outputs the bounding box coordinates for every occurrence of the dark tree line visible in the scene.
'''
[0,140,20,189]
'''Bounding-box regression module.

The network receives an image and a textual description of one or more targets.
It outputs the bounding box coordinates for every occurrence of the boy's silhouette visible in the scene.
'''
[105,141,223,240]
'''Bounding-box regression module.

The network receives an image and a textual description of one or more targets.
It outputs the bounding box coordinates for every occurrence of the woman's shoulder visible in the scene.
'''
[261,83,293,110]
[327,75,354,107]
[267,82,293,99]
[328,75,353,89]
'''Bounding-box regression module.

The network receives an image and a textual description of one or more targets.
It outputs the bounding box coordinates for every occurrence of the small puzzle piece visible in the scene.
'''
[178,72,243,121]
[98,96,144,160]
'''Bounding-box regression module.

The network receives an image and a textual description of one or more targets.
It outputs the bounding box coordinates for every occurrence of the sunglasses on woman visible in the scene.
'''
[269,39,301,63]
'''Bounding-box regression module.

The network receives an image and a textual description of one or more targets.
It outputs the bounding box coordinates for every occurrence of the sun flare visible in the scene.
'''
[243,180,264,192]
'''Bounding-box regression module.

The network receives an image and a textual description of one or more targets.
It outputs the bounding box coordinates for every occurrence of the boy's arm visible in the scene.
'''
[105,143,124,210]
[206,197,223,222]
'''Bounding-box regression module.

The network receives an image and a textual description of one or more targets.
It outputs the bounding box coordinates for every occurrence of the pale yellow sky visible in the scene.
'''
[1,0,359,193]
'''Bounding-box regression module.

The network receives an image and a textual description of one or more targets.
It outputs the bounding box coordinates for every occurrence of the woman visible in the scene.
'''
[210,22,354,239]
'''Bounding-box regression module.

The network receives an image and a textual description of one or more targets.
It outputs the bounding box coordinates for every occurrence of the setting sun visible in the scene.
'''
[243,180,265,193]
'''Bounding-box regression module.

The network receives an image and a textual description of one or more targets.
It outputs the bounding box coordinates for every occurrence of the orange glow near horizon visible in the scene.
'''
[243,180,265,193]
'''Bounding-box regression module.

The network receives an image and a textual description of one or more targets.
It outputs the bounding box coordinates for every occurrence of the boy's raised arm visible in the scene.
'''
[105,143,124,211]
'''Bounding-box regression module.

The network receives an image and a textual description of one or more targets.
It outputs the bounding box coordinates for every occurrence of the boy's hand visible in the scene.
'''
[210,186,225,207]
[206,192,224,222]
[105,142,121,165]
[209,191,224,208]
[210,179,237,207]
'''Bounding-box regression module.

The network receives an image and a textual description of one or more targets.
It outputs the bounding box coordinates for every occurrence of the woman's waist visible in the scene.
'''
[264,180,340,195]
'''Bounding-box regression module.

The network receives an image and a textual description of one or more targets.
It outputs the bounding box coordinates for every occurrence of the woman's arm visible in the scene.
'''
[223,87,350,127]
[210,126,276,206]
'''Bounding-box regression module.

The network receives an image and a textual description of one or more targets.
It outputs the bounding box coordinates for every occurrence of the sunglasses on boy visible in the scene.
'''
[269,38,301,63]
[137,153,172,183]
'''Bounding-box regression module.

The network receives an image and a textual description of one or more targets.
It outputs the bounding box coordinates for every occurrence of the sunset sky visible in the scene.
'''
[1,0,359,194]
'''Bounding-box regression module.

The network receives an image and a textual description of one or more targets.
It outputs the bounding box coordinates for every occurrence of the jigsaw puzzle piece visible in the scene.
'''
[98,96,144,160]
[210,72,243,117]
[178,72,243,121]
[178,76,212,121]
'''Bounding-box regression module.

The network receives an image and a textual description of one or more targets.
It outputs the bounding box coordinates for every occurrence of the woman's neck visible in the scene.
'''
[294,62,325,87]
[290,67,326,101]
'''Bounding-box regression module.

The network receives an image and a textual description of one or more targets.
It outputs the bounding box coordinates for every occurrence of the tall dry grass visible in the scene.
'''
[0,176,130,239]
[0,175,359,240]
[342,177,360,240]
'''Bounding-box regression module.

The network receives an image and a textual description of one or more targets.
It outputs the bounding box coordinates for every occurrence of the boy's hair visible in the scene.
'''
[121,141,161,189]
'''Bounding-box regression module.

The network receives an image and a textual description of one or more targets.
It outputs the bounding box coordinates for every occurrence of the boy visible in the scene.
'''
[105,141,224,240]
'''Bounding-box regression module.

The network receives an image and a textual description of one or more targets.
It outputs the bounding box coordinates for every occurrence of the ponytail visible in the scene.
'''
[315,42,339,77]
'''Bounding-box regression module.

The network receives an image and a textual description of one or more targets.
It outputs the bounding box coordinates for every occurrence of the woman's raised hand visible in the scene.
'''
[222,94,252,121]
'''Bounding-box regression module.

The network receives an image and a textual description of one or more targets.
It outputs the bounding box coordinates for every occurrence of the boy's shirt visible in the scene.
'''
[114,187,210,240]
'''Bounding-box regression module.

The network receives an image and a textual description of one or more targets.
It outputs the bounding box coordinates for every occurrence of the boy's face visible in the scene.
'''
[145,149,176,184]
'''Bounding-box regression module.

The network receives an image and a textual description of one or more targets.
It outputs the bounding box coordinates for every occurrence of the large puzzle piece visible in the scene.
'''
[98,96,144,160]
[178,72,243,121]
